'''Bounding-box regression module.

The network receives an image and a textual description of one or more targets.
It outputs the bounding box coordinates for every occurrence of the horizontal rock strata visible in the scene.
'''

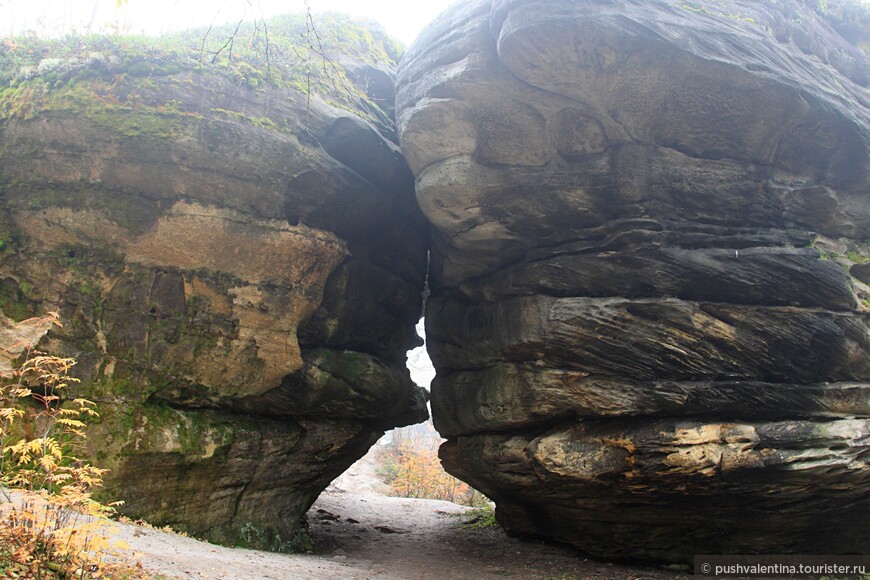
[397,0,870,562]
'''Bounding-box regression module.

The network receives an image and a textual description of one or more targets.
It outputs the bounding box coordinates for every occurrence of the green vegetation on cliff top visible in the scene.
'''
[0,12,401,124]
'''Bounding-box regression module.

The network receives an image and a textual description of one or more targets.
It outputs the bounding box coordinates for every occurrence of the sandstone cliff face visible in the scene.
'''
[0,15,428,550]
[397,0,870,562]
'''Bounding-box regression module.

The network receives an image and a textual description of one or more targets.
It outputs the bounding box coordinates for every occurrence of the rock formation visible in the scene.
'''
[0,15,428,550]
[397,0,870,562]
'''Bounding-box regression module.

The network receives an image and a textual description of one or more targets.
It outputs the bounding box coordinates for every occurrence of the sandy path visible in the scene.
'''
[110,450,685,579]
[109,518,375,579]
[306,451,683,580]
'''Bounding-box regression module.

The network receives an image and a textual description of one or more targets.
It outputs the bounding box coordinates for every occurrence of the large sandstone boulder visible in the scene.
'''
[397,0,870,562]
[0,15,428,550]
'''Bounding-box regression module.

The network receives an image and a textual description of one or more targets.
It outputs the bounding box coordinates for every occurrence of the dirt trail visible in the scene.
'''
[116,450,684,579]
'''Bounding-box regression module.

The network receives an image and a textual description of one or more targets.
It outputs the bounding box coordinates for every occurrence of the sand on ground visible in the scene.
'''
[100,447,686,579]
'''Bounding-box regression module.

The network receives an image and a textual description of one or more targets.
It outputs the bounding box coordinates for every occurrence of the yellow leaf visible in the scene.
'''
[45,438,63,459]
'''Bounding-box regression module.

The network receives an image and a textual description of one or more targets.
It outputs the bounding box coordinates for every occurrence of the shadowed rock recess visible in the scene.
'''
[397,0,870,563]
[0,15,428,550]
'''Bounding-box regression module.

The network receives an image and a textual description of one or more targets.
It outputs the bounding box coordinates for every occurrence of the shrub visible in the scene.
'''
[0,312,145,579]
[376,439,489,507]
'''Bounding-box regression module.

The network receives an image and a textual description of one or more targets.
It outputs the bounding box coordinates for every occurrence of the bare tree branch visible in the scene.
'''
[210,18,244,65]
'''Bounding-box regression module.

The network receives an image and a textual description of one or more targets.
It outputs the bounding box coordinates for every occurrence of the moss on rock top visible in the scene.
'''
[0,12,402,125]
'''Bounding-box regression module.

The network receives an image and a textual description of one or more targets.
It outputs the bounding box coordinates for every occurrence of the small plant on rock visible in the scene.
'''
[462,504,497,529]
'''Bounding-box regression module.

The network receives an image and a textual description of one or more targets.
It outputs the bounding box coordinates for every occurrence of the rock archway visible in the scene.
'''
[1,0,868,564]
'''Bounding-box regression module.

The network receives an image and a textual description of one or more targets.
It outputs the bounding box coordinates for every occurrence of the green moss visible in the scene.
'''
[44,80,200,140]
[0,190,17,260]
[77,376,138,401]
[116,404,236,459]
[0,12,401,126]
[237,522,312,553]
[812,237,870,273]
[315,348,375,380]
[0,81,49,120]
[461,505,498,529]
[210,107,280,132]
[679,1,760,26]
[86,401,236,483]
[142,293,227,365]
[846,251,869,264]
[0,277,37,321]
[77,279,99,297]
[0,233,15,261]
[174,409,221,454]
[1,80,202,145]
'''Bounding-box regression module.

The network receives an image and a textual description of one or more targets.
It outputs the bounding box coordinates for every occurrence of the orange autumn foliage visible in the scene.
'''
[0,313,148,579]
[377,440,487,507]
